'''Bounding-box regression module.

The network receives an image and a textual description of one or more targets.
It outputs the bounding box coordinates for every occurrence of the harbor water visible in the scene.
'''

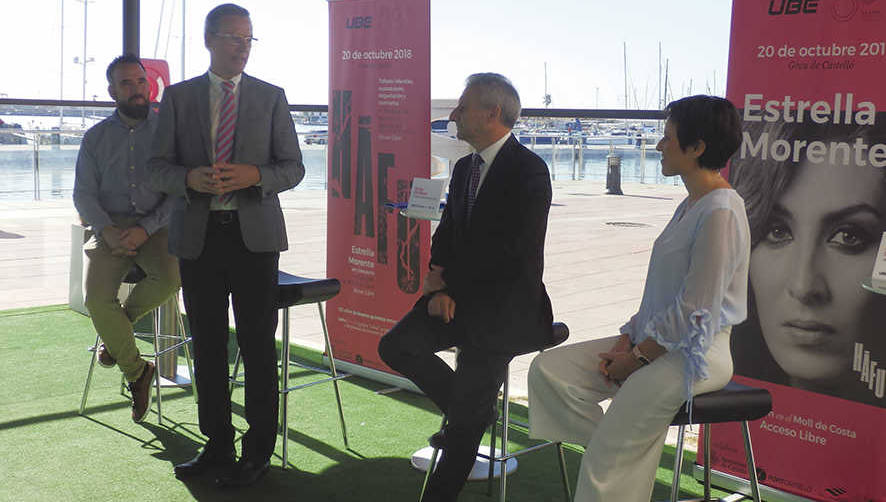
[0,141,674,201]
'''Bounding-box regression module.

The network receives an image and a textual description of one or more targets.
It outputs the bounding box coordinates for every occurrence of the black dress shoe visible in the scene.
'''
[429,429,447,449]
[429,406,499,449]
[216,459,270,488]
[174,449,236,479]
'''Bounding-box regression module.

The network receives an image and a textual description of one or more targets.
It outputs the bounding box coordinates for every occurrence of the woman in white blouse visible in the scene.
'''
[528,95,751,501]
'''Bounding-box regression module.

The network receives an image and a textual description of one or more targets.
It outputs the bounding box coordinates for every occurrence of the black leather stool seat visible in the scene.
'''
[80,264,194,425]
[672,381,772,426]
[276,271,341,309]
[230,271,348,469]
[667,381,773,502]
[123,265,147,284]
[546,322,569,351]
[422,322,574,502]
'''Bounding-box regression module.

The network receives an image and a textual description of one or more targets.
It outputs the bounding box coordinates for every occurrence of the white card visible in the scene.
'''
[872,233,886,290]
[406,178,447,220]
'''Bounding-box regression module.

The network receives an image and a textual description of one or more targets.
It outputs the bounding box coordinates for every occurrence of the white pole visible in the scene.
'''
[155,0,167,58]
[181,0,186,81]
[81,0,87,126]
[59,0,64,126]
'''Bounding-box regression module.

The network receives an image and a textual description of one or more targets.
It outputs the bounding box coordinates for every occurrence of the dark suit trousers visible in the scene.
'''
[179,212,280,462]
[378,298,513,502]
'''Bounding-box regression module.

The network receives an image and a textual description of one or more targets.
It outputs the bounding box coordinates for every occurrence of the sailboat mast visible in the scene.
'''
[658,42,662,109]
[543,62,551,108]
[623,42,628,109]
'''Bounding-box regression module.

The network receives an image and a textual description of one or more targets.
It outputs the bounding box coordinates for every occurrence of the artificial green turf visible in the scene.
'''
[0,308,730,501]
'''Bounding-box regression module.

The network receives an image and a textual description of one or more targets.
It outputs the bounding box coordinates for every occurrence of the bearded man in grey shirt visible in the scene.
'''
[73,54,180,423]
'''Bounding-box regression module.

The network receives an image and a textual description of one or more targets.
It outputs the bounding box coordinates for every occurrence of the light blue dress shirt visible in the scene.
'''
[73,110,173,236]
[620,188,751,401]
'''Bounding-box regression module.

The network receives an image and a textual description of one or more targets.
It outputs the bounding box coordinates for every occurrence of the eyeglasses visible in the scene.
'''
[213,33,258,46]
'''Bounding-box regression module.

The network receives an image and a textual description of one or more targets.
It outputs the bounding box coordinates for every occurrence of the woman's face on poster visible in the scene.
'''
[750,160,886,386]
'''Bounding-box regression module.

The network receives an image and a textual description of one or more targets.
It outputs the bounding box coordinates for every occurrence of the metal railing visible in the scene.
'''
[0,99,672,201]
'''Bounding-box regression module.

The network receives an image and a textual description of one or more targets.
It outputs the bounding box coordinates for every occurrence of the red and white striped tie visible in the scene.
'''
[216,80,237,203]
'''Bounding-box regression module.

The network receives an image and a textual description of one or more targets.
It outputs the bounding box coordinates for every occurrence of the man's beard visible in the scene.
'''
[118,96,149,120]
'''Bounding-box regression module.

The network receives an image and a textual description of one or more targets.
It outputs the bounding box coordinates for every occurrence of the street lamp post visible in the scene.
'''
[76,0,94,126]
[59,0,64,126]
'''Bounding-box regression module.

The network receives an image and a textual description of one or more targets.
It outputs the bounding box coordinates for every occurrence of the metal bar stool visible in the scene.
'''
[668,381,772,502]
[79,265,194,425]
[230,271,348,469]
[421,322,572,502]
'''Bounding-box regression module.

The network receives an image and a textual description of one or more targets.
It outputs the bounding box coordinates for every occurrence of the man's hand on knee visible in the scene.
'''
[427,292,456,323]
[422,265,446,296]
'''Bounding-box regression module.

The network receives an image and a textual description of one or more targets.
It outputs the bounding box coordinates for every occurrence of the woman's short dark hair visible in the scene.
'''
[664,95,742,170]
[205,3,250,36]
[106,54,145,84]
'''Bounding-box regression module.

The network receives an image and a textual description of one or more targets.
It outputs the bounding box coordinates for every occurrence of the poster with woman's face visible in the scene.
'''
[715,3,886,491]
[731,116,886,408]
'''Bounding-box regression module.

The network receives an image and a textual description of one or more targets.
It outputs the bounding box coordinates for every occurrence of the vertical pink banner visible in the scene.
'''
[326,0,431,373]
[710,1,886,500]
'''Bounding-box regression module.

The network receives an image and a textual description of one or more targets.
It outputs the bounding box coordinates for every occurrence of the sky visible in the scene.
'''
[4,0,733,109]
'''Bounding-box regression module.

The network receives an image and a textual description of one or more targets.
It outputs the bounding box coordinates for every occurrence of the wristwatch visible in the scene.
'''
[632,344,651,366]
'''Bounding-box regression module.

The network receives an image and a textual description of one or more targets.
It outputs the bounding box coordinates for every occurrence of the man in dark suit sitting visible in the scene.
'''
[149,3,304,488]
[378,73,554,502]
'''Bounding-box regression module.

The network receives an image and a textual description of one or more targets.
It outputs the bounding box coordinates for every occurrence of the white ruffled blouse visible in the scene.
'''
[620,188,750,402]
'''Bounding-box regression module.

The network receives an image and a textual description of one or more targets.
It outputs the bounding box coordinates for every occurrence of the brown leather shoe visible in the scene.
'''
[128,361,155,422]
[97,343,116,368]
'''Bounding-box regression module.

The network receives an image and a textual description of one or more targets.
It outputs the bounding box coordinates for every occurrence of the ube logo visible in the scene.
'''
[346,16,373,29]
[768,0,819,14]
[831,0,860,21]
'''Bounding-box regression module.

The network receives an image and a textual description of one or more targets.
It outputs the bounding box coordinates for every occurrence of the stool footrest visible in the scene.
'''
[230,362,351,389]
[282,373,350,394]
[287,360,342,377]
[141,338,192,358]
[483,440,561,462]
[669,492,748,502]
[134,332,184,341]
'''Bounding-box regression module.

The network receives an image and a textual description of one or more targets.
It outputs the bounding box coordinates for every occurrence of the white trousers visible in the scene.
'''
[528,329,733,502]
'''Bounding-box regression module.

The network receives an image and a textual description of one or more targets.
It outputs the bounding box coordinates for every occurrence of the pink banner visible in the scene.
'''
[708,1,886,499]
[326,0,431,373]
[141,58,170,103]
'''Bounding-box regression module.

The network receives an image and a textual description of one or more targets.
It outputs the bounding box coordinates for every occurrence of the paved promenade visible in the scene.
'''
[0,179,685,399]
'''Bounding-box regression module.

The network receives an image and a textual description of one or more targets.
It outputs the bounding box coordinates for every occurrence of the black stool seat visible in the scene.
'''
[545,322,570,350]
[123,265,147,284]
[672,381,772,426]
[667,381,773,502]
[80,263,194,426]
[422,322,573,502]
[230,271,348,468]
[276,272,341,309]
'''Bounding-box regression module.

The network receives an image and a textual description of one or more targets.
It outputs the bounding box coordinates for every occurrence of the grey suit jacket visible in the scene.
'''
[148,72,305,259]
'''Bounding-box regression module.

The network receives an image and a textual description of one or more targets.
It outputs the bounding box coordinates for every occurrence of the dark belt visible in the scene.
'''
[209,210,238,225]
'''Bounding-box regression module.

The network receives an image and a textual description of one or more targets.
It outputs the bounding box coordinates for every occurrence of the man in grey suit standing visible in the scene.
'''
[149,3,304,488]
